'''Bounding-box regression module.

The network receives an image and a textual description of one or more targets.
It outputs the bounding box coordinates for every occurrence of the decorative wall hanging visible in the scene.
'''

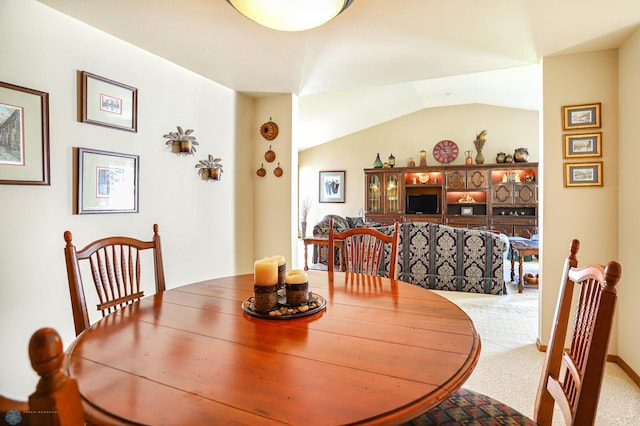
[274,163,283,177]
[77,147,139,214]
[164,126,199,155]
[80,71,137,132]
[264,146,276,162]
[562,103,601,130]
[564,162,603,187]
[564,133,602,158]
[319,170,346,203]
[195,154,223,181]
[256,164,266,177]
[260,120,278,140]
[0,81,50,185]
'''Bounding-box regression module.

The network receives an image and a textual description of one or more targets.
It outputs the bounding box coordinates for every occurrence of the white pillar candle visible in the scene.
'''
[285,269,308,284]
[254,258,278,286]
[270,255,285,267]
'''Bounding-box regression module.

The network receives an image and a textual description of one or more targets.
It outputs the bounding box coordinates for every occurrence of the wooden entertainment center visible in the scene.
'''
[364,162,538,237]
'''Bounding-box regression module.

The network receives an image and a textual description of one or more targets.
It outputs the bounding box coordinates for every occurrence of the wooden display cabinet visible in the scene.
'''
[364,163,538,235]
[364,169,404,224]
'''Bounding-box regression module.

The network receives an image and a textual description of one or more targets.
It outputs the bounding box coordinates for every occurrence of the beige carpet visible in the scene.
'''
[433,262,640,425]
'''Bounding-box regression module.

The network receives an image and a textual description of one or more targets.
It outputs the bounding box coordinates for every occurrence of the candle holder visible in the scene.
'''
[253,284,279,313]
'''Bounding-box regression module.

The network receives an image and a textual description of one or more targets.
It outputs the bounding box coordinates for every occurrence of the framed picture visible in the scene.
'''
[319,170,346,203]
[80,71,138,132]
[461,206,473,216]
[562,103,601,130]
[0,81,50,185]
[564,162,603,187]
[564,133,602,158]
[77,147,139,214]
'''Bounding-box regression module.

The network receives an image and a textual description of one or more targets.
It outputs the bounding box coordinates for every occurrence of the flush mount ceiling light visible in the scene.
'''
[226,0,354,32]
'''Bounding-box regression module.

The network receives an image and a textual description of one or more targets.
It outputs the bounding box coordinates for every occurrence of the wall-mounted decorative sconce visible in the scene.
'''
[196,154,224,181]
[164,126,199,155]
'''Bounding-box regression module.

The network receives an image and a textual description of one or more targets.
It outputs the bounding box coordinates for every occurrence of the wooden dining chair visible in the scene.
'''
[328,219,399,279]
[408,239,622,426]
[0,328,85,425]
[64,224,166,336]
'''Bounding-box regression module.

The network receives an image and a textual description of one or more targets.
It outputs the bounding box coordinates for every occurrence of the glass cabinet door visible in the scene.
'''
[366,173,382,213]
[384,172,403,214]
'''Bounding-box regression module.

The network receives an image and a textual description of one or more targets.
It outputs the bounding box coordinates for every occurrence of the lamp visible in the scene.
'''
[227,0,354,32]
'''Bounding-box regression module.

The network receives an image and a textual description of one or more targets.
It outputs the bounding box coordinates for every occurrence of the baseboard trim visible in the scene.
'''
[615,356,640,388]
[535,338,640,388]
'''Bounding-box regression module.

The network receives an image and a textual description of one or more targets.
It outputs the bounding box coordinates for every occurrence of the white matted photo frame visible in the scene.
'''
[562,103,601,130]
[563,133,602,158]
[564,161,603,187]
[319,170,345,203]
[80,71,138,132]
[0,81,50,185]
[77,147,139,214]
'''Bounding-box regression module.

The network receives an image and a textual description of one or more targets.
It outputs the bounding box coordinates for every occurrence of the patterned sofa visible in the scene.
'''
[392,222,507,295]
[313,217,507,295]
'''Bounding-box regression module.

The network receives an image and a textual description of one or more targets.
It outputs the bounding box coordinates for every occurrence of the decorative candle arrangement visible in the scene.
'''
[245,257,325,319]
[253,258,279,313]
[285,269,309,305]
[269,255,286,287]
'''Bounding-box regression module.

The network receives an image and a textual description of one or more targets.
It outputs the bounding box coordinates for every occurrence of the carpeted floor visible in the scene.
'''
[433,261,640,425]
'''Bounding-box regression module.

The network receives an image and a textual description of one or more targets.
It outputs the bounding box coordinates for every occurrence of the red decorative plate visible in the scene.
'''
[433,140,459,164]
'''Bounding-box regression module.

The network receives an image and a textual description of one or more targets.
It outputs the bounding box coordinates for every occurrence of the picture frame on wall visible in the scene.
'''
[564,162,603,187]
[461,206,473,216]
[563,132,602,158]
[562,103,601,130]
[77,147,139,214]
[319,170,346,203]
[0,81,50,185]
[80,71,138,132]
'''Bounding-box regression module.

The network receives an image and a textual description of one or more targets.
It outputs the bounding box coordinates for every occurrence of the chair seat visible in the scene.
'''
[407,388,535,425]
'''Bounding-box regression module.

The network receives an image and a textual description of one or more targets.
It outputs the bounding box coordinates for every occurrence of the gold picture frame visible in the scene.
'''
[563,133,602,158]
[564,162,603,187]
[562,103,601,130]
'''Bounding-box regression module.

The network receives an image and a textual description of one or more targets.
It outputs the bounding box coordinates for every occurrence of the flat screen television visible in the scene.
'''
[406,194,439,214]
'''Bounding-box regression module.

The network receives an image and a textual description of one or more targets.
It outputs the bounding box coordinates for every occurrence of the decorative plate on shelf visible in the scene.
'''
[433,140,459,164]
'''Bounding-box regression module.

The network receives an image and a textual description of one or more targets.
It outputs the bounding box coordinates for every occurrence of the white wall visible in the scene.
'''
[0,0,254,398]
[299,104,539,229]
[540,50,620,354]
[618,30,640,376]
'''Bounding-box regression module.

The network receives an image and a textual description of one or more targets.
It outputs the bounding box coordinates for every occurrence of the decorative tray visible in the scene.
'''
[242,290,326,320]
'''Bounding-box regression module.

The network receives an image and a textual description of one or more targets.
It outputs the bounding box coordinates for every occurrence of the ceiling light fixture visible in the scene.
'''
[226,0,354,32]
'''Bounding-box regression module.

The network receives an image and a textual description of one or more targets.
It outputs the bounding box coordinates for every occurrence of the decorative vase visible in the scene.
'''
[505,154,513,163]
[419,150,427,167]
[465,151,472,165]
[373,153,383,168]
[406,157,415,167]
[496,152,506,163]
[475,150,485,165]
[210,167,221,180]
[301,221,307,238]
[514,148,529,163]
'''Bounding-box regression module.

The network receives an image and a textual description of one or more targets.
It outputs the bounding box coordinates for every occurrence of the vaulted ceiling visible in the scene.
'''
[37,0,640,149]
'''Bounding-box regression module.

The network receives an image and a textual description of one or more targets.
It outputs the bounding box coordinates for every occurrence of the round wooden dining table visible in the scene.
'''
[66,271,481,425]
